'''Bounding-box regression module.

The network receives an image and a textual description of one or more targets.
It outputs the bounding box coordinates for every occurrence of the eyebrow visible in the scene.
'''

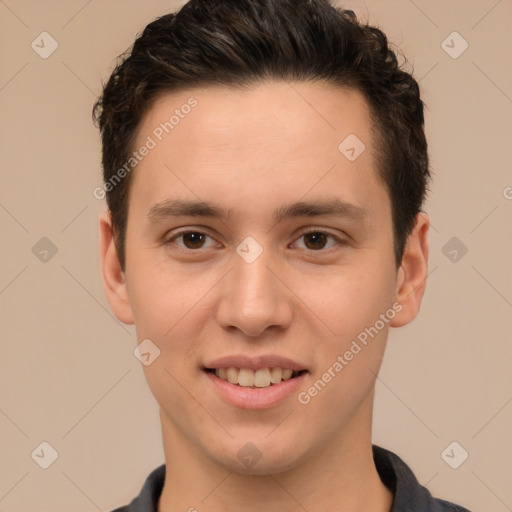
[147,198,368,225]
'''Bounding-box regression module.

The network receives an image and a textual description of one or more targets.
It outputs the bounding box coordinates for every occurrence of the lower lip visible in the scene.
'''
[204,370,308,410]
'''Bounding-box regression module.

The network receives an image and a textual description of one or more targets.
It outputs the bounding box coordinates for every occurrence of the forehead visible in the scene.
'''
[128,80,386,221]
[137,80,375,154]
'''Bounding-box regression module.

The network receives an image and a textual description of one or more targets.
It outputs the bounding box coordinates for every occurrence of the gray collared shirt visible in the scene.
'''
[110,445,472,511]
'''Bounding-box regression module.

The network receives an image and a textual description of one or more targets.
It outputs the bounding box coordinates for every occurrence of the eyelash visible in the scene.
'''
[162,228,346,253]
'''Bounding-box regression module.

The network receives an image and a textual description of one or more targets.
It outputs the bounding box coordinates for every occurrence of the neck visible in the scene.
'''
[157,396,393,512]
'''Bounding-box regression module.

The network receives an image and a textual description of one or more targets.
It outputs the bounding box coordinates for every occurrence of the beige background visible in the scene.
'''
[1,0,511,511]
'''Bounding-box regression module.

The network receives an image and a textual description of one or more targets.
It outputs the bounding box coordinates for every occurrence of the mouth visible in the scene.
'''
[202,355,310,408]
[203,367,308,388]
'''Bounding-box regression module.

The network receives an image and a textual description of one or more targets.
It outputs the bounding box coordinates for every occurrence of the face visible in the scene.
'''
[101,80,429,475]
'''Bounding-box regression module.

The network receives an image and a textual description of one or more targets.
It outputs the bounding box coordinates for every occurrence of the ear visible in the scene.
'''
[99,211,134,325]
[390,212,430,327]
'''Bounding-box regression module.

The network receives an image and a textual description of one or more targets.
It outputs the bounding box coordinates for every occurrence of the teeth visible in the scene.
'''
[254,368,271,388]
[282,369,293,380]
[238,368,254,387]
[270,367,283,384]
[213,367,300,387]
[226,367,238,384]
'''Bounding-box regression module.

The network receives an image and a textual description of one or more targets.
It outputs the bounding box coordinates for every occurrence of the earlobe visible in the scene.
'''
[390,212,430,328]
[99,211,134,325]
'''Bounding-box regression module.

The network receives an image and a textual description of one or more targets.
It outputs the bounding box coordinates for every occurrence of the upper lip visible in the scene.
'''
[204,355,308,372]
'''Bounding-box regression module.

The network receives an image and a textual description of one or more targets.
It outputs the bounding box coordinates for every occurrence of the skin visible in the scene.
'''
[100,80,429,512]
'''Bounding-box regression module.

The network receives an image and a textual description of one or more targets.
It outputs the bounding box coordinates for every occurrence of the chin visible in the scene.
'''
[209,434,308,476]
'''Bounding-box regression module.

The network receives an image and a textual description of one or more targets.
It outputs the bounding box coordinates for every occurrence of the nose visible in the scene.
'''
[215,247,293,338]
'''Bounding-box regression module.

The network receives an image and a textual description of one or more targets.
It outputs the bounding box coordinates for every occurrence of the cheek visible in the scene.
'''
[125,258,219,377]
[298,259,397,341]
[126,256,199,334]
[125,264,207,408]
[297,254,397,408]
[295,273,395,433]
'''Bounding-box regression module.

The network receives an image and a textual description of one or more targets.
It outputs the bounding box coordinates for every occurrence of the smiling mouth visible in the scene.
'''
[204,367,308,388]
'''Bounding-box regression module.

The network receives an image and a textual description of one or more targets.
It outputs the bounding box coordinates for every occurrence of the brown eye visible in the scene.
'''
[181,232,207,249]
[164,230,217,251]
[293,230,340,251]
[303,232,329,250]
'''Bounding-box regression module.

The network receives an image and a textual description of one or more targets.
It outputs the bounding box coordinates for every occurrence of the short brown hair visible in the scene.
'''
[93,0,430,270]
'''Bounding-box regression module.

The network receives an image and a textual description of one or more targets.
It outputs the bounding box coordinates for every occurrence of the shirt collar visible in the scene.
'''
[119,444,470,512]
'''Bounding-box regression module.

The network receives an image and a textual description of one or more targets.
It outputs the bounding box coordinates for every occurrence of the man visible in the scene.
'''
[94,0,472,510]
